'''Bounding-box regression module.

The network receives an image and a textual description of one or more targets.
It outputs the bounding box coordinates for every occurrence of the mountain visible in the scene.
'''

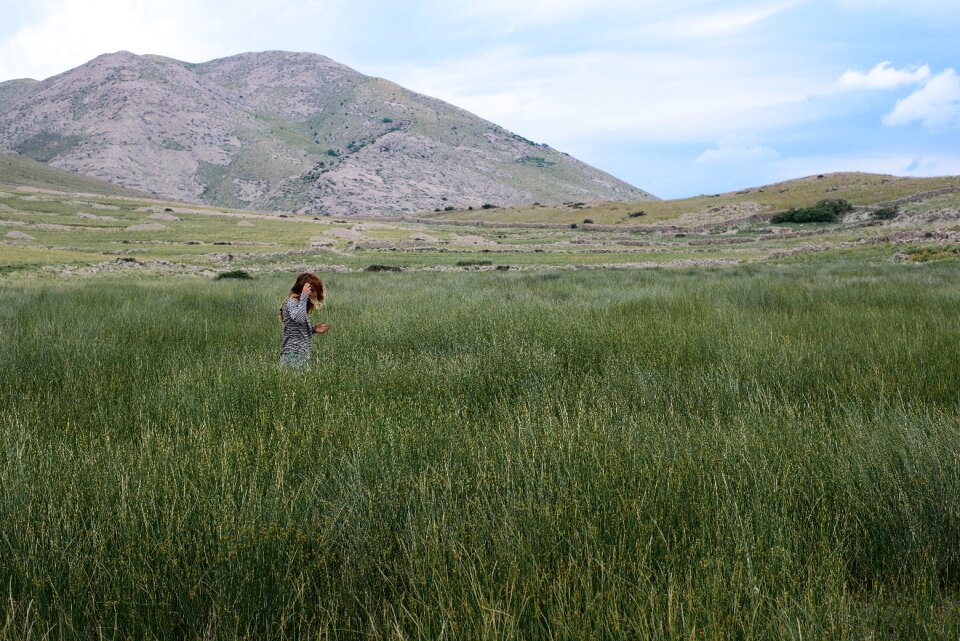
[0,152,151,197]
[0,51,656,216]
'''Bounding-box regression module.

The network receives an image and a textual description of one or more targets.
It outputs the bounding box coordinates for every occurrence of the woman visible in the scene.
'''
[280,272,330,369]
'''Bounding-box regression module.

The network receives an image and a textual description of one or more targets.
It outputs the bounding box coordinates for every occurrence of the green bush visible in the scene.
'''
[215,269,253,280]
[771,199,853,224]
[871,206,899,220]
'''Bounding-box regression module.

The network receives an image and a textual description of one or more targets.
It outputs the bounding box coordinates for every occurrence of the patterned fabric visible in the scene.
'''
[279,296,315,365]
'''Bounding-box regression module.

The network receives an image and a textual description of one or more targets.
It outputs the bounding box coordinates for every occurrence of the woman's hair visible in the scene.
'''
[280,272,325,319]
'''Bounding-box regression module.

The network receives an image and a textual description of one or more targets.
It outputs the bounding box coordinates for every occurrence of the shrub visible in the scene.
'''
[444,206,455,211]
[215,269,253,280]
[365,264,402,272]
[771,209,836,224]
[817,199,855,215]
[771,199,853,224]
[583,218,594,224]
[456,260,493,267]
[628,210,646,218]
[517,156,556,167]
[481,204,498,210]
[871,206,899,220]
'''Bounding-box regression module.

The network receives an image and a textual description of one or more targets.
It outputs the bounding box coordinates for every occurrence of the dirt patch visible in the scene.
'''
[451,234,497,247]
[237,220,255,227]
[77,212,119,221]
[126,223,167,232]
[149,212,181,222]
[326,228,365,241]
[676,202,766,227]
[5,230,36,240]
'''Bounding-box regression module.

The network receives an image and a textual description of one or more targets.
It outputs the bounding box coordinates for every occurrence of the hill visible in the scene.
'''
[0,152,154,198]
[427,172,960,226]
[0,51,655,217]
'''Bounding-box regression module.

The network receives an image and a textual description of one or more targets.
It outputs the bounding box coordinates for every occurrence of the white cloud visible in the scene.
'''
[883,69,960,130]
[838,62,930,91]
[384,48,818,146]
[453,0,631,23]
[0,0,204,81]
[775,152,960,179]
[0,0,350,82]
[696,133,779,164]
[837,0,960,17]
[642,1,807,39]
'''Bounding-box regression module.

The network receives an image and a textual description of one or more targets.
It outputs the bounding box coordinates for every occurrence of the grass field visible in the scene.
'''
[3,259,960,639]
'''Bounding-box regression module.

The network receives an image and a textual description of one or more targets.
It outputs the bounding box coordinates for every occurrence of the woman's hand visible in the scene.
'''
[314,323,331,334]
[302,283,313,297]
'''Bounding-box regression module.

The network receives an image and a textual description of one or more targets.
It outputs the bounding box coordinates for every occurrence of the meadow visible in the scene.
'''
[2,259,960,640]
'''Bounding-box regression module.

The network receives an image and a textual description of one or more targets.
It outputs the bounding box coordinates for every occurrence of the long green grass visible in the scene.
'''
[2,263,960,639]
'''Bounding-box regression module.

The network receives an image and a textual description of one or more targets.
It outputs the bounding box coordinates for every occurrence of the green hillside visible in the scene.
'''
[428,173,960,225]
[0,153,153,198]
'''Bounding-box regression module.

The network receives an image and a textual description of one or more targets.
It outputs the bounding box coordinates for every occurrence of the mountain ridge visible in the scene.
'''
[0,51,656,216]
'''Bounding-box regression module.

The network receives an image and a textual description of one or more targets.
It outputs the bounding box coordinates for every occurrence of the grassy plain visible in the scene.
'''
[3,258,960,639]
[3,174,959,279]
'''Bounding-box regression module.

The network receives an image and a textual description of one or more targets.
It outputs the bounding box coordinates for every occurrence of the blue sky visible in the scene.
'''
[0,0,957,199]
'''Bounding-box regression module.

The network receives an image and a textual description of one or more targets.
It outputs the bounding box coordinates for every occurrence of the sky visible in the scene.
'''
[0,0,957,199]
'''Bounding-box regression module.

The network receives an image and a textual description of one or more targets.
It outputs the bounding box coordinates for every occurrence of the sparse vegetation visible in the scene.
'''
[454,259,493,266]
[517,155,557,168]
[899,245,960,263]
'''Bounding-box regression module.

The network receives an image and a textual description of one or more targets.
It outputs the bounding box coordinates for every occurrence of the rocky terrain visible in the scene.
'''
[0,51,656,216]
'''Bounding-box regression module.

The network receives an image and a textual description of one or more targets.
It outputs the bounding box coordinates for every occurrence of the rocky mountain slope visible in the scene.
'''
[0,152,150,197]
[0,51,656,216]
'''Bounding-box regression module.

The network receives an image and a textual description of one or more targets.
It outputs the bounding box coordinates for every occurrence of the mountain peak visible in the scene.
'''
[0,51,656,214]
